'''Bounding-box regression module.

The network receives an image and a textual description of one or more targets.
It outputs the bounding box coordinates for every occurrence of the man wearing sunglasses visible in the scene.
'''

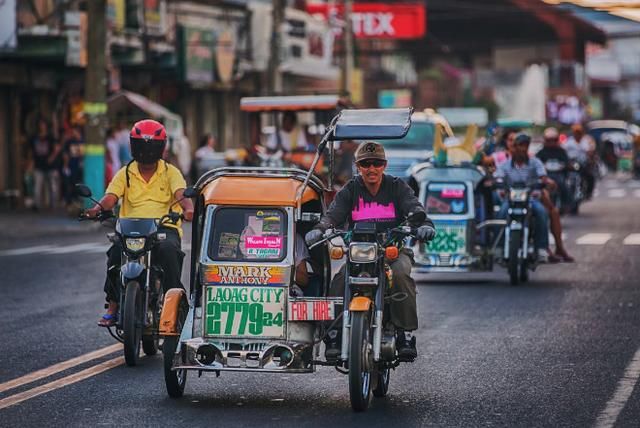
[306,141,435,361]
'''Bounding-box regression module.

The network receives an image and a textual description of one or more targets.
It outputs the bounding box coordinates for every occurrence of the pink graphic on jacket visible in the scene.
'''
[352,197,396,221]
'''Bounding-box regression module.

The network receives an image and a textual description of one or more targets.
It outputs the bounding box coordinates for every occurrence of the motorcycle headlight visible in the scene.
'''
[349,243,377,263]
[509,189,529,202]
[125,237,146,252]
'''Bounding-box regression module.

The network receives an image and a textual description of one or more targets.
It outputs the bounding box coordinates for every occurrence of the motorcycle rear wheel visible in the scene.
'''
[349,311,373,412]
[123,281,142,366]
[508,230,522,286]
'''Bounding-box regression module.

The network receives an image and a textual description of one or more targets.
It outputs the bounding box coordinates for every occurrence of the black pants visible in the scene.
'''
[103,227,185,303]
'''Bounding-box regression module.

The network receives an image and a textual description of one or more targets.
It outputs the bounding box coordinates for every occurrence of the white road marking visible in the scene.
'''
[628,180,640,188]
[623,234,640,246]
[44,243,108,255]
[0,344,121,394]
[594,346,640,428]
[0,245,56,256]
[607,189,626,198]
[576,233,612,245]
[604,181,617,188]
[634,189,640,198]
[0,357,124,410]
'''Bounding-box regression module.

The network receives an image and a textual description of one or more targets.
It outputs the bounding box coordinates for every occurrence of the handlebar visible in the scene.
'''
[78,210,114,222]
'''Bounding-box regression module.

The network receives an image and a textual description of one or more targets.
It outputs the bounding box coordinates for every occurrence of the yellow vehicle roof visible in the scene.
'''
[202,176,321,207]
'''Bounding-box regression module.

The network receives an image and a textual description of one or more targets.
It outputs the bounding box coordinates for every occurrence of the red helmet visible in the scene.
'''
[129,119,167,164]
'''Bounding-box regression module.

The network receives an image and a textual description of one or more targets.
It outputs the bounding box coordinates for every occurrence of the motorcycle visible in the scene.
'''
[309,211,428,411]
[159,106,416,412]
[75,183,187,366]
[499,181,542,286]
[565,159,584,214]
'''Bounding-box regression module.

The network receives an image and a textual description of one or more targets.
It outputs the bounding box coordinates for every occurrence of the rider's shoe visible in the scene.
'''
[537,249,550,264]
[396,330,417,361]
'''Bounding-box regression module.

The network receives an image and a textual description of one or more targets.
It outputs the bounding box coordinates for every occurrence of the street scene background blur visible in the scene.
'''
[1,0,640,213]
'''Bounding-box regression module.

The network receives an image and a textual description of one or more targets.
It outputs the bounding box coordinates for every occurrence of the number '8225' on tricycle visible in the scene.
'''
[157,105,414,412]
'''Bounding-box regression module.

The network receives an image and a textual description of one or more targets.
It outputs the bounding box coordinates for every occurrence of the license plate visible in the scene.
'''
[204,286,285,338]
[288,298,339,321]
[425,221,467,254]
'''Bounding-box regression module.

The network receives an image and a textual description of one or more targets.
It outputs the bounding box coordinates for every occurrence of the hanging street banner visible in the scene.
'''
[306,3,426,39]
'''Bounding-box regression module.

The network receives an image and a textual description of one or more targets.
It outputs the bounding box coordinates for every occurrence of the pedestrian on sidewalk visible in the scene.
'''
[61,126,85,212]
[30,117,62,211]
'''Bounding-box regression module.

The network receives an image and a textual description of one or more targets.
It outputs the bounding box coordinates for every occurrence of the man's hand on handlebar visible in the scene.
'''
[417,225,436,242]
[83,206,101,219]
[305,229,324,247]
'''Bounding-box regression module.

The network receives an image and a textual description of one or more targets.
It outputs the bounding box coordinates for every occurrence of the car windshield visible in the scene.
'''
[376,121,435,150]
[208,208,288,262]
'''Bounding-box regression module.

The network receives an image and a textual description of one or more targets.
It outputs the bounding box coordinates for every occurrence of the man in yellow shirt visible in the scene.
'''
[86,119,194,326]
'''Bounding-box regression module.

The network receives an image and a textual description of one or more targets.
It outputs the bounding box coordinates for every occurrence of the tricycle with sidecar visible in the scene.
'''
[159,107,425,411]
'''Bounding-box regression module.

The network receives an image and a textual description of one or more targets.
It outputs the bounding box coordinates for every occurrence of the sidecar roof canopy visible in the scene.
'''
[240,95,341,112]
[331,108,413,141]
[200,168,322,207]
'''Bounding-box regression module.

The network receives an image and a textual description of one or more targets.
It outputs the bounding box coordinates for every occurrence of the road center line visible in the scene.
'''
[607,189,626,198]
[576,233,612,245]
[0,245,56,257]
[0,343,121,394]
[594,346,640,428]
[0,357,124,411]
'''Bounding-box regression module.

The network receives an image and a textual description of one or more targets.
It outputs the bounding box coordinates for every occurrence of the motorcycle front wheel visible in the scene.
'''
[372,366,391,398]
[163,336,187,398]
[142,293,161,356]
[349,311,373,412]
[123,281,142,366]
[508,230,522,286]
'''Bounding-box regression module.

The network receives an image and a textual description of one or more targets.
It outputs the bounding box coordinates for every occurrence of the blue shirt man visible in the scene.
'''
[495,134,551,262]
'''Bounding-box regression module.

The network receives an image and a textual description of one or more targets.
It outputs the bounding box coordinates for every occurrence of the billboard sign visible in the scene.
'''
[307,3,426,39]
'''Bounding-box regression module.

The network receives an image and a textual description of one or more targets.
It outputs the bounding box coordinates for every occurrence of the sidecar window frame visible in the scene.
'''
[206,206,289,263]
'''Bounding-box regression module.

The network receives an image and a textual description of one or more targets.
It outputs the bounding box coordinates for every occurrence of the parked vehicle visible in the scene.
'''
[159,107,420,411]
[76,184,185,366]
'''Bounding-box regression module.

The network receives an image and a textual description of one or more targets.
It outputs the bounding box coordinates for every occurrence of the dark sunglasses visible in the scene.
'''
[357,159,386,168]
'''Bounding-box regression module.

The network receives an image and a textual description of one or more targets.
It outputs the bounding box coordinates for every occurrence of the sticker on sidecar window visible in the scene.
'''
[204,286,285,337]
[426,222,466,254]
[245,235,282,258]
[217,232,240,258]
[202,265,288,286]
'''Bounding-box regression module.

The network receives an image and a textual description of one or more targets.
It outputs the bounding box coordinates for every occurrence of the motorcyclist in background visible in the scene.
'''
[494,134,554,263]
[536,127,570,213]
[84,119,194,326]
[305,141,435,361]
[564,124,597,199]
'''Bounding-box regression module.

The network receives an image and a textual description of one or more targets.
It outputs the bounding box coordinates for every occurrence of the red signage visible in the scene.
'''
[306,3,426,39]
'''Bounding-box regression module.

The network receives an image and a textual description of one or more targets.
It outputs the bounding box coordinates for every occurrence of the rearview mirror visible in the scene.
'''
[75,184,92,198]
[183,186,197,199]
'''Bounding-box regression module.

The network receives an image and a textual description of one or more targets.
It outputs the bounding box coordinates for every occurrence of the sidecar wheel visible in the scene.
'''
[349,311,372,412]
[123,281,142,366]
[372,367,391,398]
[163,336,187,398]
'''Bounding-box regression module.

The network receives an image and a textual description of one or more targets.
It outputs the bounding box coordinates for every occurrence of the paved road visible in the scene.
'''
[1,176,639,427]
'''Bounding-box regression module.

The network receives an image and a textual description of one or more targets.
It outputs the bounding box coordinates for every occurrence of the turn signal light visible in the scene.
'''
[385,246,399,260]
[330,247,345,260]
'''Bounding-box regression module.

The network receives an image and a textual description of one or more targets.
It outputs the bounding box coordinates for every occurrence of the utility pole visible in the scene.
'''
[84,0,108,200]
[340,0,354,96]
[267,0,285,95]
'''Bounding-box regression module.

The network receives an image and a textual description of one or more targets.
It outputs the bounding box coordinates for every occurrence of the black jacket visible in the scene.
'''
[316,174,433,233]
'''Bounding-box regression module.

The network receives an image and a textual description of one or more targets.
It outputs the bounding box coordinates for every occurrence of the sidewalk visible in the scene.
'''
[0,208,102,241]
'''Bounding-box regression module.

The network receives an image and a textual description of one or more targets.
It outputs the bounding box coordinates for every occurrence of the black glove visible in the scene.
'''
[305,229,324,247]
[417,225,436,241]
